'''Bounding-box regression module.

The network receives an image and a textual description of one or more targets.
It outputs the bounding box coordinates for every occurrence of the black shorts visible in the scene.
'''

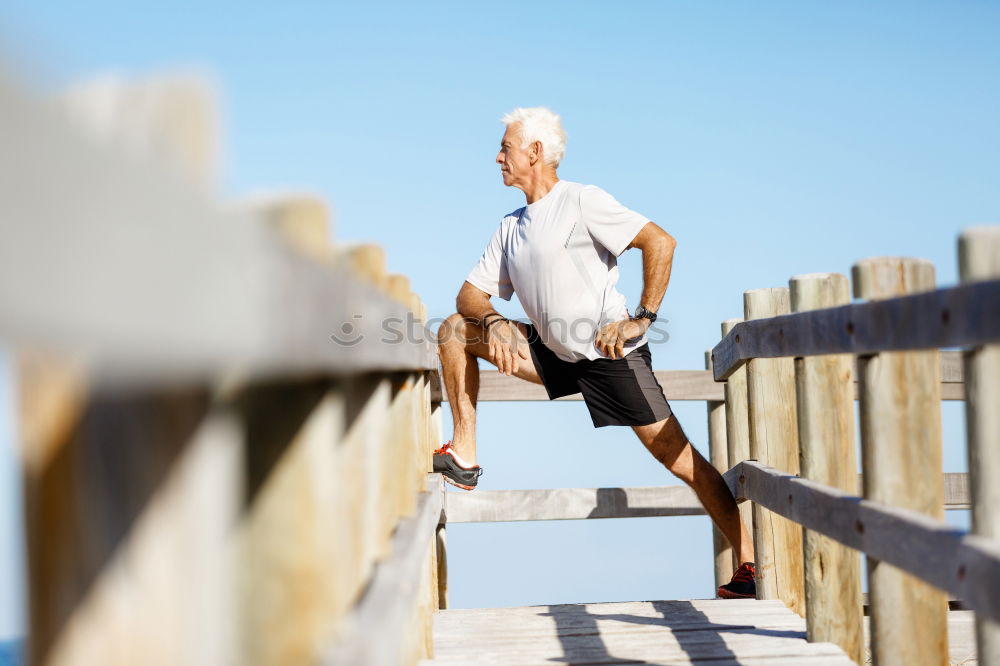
[523,322,673,428]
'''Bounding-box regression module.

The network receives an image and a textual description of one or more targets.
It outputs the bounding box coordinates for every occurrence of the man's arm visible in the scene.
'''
[627,220,677,313]
[594,221,677,359]
[456,281,527,375]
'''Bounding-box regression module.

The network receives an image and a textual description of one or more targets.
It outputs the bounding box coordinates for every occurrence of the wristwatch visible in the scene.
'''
[633,305,657,323]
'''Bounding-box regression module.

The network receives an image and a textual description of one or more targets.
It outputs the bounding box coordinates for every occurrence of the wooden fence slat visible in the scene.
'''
[429,353,965,403]
[725,461,1000,625]
[789,272,863,663]
[17,359,242,666]
[323,474,444,666]
[852,257,948,666]
[959,225,1000,665]
[236,379,345,666]
[443,485,706,523]
[439,473,969,525]
[712,279,1000,380]
[744,288,805,616]
[721,318,754,575]
[706,349,733,587]
[430,368,725,402]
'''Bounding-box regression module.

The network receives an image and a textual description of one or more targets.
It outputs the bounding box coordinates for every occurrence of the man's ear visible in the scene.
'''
[529,140,544,166]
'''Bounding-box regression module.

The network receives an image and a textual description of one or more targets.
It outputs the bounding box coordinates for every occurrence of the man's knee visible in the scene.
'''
[436,312,478,349]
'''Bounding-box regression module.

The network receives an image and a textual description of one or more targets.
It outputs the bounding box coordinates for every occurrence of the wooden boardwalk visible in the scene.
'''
[421,598,854,665]
[421,600,979,666]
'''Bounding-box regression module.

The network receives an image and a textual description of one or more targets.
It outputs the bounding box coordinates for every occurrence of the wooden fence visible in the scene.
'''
[1,72,445,666]
[706,238,1000,665]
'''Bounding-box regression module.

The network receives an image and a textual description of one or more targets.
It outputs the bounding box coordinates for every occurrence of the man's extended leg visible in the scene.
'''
[435,313,542,465]
[632,414,754,565]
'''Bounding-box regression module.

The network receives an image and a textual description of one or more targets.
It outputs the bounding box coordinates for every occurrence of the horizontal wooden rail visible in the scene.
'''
[723,461,1000,624]
[711,280,1000,380]
[0,73,436,378]
[442,472,970,523]
[324,474,445,666]
[429,369,724,402]
[428,351,965,402]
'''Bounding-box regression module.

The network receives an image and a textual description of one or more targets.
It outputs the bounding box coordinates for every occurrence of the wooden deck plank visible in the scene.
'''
[424,599,978,665]
[422,599,854,665]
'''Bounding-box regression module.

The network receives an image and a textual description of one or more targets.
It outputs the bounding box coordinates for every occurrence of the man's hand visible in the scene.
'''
[488,320,528,375]
[594,318,650,360]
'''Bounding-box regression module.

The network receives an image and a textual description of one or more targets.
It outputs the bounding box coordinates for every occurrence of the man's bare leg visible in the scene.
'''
[632,414,754,564]
[435,313,542,465]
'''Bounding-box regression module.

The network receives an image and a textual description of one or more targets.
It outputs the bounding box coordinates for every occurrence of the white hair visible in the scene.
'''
[501,106,567,167]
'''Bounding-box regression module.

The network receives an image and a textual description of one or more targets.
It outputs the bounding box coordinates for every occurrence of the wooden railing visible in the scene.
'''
[1,72,444,666]
[703,234,1000,666]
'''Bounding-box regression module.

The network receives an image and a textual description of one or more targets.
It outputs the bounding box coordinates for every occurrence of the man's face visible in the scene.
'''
[496,123,534,188]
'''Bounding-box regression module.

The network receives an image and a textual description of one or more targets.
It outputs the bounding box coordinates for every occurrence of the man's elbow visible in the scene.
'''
[661,231,677,251]
[652,223,676,251]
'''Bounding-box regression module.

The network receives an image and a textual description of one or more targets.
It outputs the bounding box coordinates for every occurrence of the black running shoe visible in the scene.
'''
[432,441,483,490]
[718,562,757,599]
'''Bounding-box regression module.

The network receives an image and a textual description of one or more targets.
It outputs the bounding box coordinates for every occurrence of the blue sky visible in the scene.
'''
[1,0,998,639]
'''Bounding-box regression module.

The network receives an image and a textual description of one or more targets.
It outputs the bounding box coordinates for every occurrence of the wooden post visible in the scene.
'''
[743,288,805,615]
[705,350,732,587]
[430,398,448,610]
[721,318,753,567]
[59,74,220,188]
[236,379,347,666]
[344,244,389,292]
[253,195,333,263]
[852,257,948,666]
[959,226,1000,666]
[17,354,242,666]
[789,273,863,663]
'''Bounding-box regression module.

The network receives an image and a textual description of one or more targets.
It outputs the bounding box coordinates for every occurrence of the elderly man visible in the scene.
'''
[433,107,756,599]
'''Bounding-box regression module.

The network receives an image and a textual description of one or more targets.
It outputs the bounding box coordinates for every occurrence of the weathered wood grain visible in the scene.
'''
[424,598,853,665]
[789,272,864,664]
[430,368,724,402]
[721,318,754,574]
[853,257,948,666]
[442,473,970,525]
[960,225,1000,666]
[744,288,805,616]
[428,354,965,402]
[707,349,733,587]
[324,474,445,666]
[712,279,1000,381]
[729,461,1000,626]
[18,372,239,666]
[237,380,350,666]
[443,485,707,523]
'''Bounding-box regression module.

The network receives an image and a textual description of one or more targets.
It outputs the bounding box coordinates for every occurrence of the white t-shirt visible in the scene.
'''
[465,179,651,362]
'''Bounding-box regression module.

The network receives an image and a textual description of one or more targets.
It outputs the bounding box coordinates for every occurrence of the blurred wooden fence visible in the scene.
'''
[0,71,444,666]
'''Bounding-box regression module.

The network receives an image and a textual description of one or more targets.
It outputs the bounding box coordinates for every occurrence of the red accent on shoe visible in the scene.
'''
[730,562,755,583]
[442,475,477,491]
[717,586,755,599]
[433,440,454,456]
[433,440,480,469]
[717,562,757,599]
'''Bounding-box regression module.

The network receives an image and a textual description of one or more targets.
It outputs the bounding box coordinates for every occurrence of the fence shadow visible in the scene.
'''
[540,599,805,665]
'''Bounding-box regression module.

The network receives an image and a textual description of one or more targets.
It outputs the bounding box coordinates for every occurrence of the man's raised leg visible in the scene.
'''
[435,314,542,466]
